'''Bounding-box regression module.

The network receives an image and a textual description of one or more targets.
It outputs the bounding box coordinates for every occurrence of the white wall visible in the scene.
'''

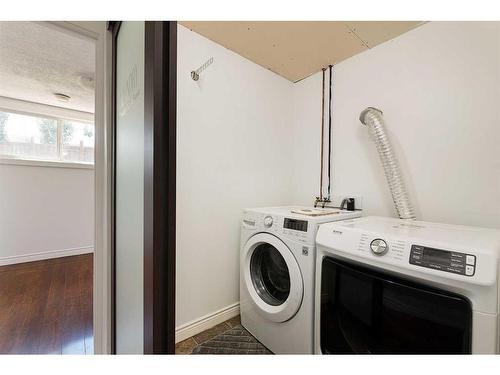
[176,25,294,328]
[291,21,500,229]
[0,163,94,264]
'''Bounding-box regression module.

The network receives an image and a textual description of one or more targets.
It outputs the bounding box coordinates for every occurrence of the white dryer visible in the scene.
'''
[240,206,361,354]
[314,216,500,354]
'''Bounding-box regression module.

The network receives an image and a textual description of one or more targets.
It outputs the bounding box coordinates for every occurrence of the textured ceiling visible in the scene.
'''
[180,21,424,82]
[0,22,95,113]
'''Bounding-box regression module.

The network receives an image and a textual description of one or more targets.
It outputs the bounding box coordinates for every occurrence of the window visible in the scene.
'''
[0,110,94,165]
[62,120,95,164]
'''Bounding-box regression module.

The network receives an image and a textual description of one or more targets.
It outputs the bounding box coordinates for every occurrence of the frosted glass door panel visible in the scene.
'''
[115,21,145,354]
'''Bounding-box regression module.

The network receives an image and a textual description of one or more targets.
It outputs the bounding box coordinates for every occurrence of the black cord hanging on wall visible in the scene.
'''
[314,65,333,208]
[314,64,334,208]
[327,65,333,199]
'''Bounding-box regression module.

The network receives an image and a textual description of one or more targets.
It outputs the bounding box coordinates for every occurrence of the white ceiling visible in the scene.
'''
[0,22,95,113]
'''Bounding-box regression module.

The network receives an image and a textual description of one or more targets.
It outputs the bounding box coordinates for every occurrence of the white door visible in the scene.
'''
[242,233,303,323]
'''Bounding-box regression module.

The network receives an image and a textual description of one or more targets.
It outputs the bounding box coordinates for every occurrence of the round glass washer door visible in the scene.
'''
[242,233,303,323]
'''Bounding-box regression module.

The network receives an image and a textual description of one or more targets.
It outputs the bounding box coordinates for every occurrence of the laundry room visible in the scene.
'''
[174,21,500,354]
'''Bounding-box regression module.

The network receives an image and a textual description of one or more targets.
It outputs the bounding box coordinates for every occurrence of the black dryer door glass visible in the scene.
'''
[320,257,472,354]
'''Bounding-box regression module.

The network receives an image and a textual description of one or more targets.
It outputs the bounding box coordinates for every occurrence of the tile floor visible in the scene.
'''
[175,315,242,354]
[191,324,272,354]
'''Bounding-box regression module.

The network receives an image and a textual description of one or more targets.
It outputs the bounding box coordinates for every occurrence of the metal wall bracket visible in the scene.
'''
[191,57,214,81]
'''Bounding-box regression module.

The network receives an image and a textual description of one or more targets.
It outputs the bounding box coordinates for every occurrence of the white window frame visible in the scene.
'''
[0,98,94,169]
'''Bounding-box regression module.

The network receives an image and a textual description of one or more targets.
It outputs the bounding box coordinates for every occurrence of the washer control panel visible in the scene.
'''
[409,245,476,276]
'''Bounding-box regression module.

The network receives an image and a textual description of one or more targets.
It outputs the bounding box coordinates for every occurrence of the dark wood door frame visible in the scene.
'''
[143,21,177,355]
[108,21,176,355]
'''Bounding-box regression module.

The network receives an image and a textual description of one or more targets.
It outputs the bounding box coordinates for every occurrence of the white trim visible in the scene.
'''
[0,96,93,123]
[0,157,94,170]
[93,22,112,356]
[175,303,240,343]
[0,246,94,267]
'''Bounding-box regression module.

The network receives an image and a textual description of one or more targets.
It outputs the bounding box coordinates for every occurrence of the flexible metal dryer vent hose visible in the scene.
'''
[359,107,416,220]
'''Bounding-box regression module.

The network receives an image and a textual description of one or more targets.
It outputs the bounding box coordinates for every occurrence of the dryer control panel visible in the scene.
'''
[315,216,500,287]
[409,245,476,276]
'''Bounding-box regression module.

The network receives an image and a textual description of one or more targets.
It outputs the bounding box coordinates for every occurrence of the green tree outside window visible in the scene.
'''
[0,112,8,142]
[39,119,74,144]
[39,119,57,144]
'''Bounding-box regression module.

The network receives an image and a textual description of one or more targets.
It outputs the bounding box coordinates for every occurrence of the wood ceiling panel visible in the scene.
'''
[345,21,424,48]
[180,21,423,82]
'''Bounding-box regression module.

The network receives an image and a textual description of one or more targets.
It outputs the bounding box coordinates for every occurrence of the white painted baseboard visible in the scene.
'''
[0,246,94,266]
[175,302,240,343]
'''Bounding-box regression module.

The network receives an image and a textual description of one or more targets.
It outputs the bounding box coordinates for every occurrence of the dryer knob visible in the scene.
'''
[263,216,273,227]
[370,239,388,255]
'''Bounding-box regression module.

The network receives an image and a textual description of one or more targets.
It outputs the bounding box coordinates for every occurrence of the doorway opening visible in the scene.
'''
[0,21,96,354]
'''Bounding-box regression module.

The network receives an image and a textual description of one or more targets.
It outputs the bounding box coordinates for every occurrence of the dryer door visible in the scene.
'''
[242,233,303,323]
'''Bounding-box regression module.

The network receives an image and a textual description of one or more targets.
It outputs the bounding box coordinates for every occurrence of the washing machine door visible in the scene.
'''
[242,233,303,323]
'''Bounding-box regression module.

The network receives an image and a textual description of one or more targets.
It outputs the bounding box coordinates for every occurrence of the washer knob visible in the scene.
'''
[370,239,388,255]
[263,216,273,227]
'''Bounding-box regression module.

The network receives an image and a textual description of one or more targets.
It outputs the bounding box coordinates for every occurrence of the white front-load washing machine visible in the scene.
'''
[315,216,500,354]
[240,206,361,354]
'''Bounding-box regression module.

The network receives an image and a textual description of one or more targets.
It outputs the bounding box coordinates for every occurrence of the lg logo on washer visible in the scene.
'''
[331,230,343,235]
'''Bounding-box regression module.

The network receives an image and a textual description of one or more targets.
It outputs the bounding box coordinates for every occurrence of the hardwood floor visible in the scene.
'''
[0,254,93,354]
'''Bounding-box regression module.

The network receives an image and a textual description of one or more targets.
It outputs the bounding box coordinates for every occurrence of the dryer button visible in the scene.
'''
[466,255,475,266]
[370,239,388,255]
[465,265,474,276]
